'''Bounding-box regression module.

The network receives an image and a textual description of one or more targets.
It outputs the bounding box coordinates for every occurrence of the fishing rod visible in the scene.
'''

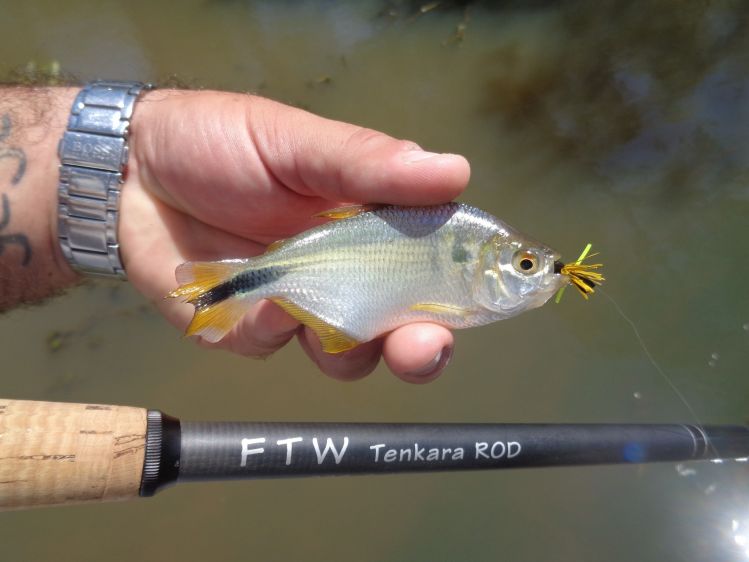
[1,399,747,510]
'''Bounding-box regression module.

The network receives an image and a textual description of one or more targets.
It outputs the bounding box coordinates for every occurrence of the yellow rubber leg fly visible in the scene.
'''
[555,243,601,304]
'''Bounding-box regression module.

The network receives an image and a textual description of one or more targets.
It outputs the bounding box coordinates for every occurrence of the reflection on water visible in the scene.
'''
[0,1,747,561]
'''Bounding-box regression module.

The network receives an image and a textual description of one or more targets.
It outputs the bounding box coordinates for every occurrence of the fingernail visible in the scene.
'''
[407,346,453,378]
[402,150,448,164]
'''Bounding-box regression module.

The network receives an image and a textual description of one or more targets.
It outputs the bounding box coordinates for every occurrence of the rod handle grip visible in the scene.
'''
[0,399,147,510]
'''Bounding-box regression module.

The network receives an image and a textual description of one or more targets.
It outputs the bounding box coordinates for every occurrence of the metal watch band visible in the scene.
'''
[57,80,153,278]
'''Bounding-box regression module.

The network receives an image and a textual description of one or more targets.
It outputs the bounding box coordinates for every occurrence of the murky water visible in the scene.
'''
[1,1,748,560]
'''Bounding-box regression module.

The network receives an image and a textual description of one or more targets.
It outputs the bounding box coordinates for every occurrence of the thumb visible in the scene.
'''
[248,95,471,205]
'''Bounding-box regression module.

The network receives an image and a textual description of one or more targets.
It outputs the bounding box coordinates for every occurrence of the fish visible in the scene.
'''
[168,202,603,353]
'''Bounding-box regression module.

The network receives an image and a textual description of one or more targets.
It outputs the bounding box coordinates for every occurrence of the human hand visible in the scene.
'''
[120,90,470,383]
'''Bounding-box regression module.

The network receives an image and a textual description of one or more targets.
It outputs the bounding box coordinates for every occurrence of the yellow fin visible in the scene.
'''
[185,297,252,343]
[313,204,383,220]
[410,303,475,317]
[265,238,288,254]
[168,260,245,300]
[271,297,360,354]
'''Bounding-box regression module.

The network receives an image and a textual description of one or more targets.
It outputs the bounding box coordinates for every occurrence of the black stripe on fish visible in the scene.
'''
[192,266,287,308]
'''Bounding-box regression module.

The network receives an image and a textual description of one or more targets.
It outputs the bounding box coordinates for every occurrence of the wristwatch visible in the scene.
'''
[57,80,153,279]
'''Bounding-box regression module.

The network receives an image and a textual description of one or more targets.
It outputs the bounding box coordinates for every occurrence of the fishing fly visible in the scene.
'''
[554,243,605,303]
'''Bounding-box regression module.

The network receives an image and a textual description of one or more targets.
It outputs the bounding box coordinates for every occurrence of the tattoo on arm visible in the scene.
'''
[0,114,10,142]
[0,193,32,266]
[0,148,26,186]
[0,113,27,186]
[0,113,32,266]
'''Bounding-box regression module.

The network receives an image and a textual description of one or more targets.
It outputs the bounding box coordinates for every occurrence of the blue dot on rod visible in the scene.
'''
[623,442,646,463]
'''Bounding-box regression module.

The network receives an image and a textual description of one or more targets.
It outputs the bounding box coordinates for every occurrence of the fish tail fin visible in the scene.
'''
[168,260,246,300]
[184,295,254,343]
[168,260,253,343]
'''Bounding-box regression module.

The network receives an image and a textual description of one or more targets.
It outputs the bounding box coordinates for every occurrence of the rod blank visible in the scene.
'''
[142,416,749,495]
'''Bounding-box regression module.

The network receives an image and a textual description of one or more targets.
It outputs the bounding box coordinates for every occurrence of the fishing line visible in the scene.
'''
[598,288,721,458]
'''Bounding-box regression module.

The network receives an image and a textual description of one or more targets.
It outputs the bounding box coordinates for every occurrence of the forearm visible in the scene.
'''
[0,87,80,310]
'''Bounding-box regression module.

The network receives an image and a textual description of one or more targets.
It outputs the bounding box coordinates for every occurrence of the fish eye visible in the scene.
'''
[512,250,540,275]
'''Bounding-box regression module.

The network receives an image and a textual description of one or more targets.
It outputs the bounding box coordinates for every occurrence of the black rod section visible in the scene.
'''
[140,417,749,496]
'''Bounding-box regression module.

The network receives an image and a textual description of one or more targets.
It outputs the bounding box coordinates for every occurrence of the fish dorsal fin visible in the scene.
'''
[313,204,383,220]
[265,238,288,254]
[169,260,245,300]
[271,297,360,354]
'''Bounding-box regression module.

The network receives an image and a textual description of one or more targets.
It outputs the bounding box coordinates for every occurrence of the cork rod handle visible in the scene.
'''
[0,399,147,510]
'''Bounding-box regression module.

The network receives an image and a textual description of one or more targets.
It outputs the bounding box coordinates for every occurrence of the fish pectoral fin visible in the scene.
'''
[313,204,384,220]
[410,303,476,317]
[270,298,361,354]
[185,296,253,343]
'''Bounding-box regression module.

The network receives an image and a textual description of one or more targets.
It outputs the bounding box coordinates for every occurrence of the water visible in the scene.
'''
[1,1,748,560]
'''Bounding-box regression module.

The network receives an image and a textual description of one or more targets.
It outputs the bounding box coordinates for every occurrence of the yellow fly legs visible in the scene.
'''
[554,243,605,303]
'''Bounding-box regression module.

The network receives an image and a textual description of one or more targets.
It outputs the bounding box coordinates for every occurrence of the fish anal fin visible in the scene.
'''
[271,297,360,354]
[410,302,475,317]
[313,204,383,220]
[169,260,246,300]
[185,296,252,343]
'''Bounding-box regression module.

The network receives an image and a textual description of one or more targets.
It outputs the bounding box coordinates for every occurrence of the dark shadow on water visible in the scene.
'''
[479,0,749,201]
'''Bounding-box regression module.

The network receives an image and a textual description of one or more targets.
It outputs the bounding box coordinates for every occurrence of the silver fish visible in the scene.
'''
[169,203,592,353]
